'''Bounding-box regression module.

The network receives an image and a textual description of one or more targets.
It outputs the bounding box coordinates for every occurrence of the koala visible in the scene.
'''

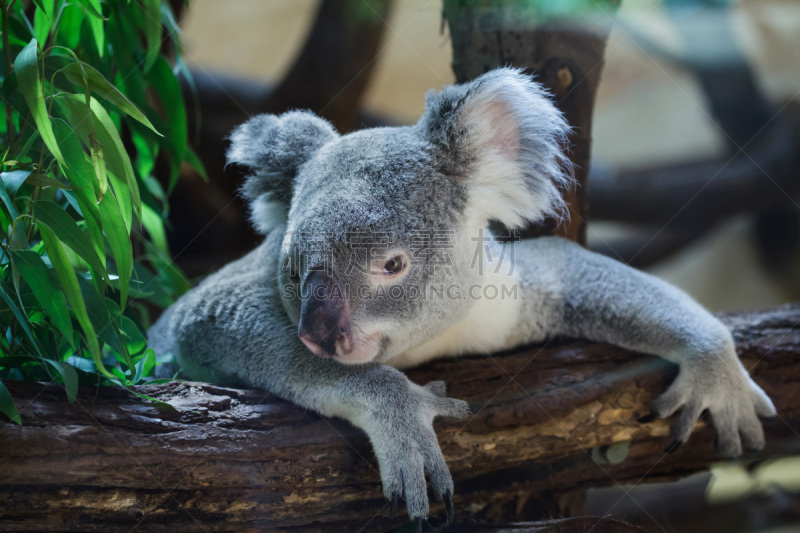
[148,68,776,528]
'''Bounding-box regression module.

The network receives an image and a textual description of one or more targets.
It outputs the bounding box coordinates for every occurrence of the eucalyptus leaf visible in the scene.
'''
[24,173,72,189]
[32,0,54,46]
[33,200,108,281]
[184,147,207,181]
[1,0,191,391]
[89,134,108,199]
[0,282,44,357]
[44,359,79,402]
[15,40,67,167]
[0,380,22,425]
[141,0,162,72]
[146,56,186,193]
[0,180,20,219]
[61,62,159,134]
[10,250,74,343]
[77,276,133,372]
[52,119,104,262]
[78,0,105,19]
[80,0,106,56]
[98,194,132,309]
[39,224,110,378]
[54,93,140,227]
[141,203,167,254]
[1,170,32,195]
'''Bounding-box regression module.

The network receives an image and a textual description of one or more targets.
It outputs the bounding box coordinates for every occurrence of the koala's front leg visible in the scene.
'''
[202,327,469,524]
[528,238,777,456]
[348,378,469,523]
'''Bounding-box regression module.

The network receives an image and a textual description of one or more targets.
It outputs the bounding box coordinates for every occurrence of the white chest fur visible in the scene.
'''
[388,261,522,369]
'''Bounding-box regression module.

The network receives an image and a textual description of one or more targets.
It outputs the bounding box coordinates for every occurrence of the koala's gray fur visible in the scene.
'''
[149,68,776,523]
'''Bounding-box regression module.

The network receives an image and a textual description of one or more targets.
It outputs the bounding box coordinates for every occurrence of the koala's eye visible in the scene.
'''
[383,256,405,275]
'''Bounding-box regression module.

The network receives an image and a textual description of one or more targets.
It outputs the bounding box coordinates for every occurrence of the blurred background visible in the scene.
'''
[170,0,800,313]
[158,1,800,531]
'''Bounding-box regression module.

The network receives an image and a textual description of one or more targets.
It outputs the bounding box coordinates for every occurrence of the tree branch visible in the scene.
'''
[1,304,798,531]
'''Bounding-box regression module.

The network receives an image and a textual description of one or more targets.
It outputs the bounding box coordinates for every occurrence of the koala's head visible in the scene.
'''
[227,68,571,364]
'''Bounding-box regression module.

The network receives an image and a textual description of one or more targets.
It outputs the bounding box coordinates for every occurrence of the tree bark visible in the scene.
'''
[443,1,621,245]
[1,304,798,531]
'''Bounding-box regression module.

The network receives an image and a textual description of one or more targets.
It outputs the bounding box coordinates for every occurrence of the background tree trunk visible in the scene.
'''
[2,304,798,531]
[443,0,621,245]
[259,0,393,133]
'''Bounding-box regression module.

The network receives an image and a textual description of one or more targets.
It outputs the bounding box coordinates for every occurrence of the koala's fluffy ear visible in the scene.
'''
[227,111,338,233]
[418,68,573,229]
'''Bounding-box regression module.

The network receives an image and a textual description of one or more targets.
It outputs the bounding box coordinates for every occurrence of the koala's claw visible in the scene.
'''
[389,493,399,519]
[645,359,776,458]
[443,490,455,524]
[637,413,658,424]
[372,380,469,522]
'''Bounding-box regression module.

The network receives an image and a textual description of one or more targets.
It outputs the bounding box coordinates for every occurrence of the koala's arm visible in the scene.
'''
[507,236,776,455]
[148,229,468,521]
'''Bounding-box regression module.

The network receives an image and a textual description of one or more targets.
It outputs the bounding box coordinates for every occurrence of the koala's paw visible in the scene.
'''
[641,358,776,457]
[367,380,470,525]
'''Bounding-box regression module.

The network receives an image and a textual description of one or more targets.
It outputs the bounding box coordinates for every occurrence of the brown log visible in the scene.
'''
[443,1,621,245]
[1,304,799,531]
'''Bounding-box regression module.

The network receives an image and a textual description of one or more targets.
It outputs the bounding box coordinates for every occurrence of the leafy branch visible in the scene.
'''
[0,0,203,423]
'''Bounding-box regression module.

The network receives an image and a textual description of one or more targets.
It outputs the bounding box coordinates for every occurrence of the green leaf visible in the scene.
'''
[131,130,158,179]
[141,0,163,72]
[55,94,140,226]
[107,170,131,232]
[141,203,167,254]
[89,134,108,199]
[145,242,191,297]
[184,147,207,181]
[65,355,96,373]
[0,380,21,425]
[1,170,32,195]
[78,0,105,18]
[80,0,105,56]
[98,194,132,309]
[147,55,186,193]
[54,4,82,50]
[44,359,79,402]
[0,355,80,402]
[76,276,133,372]
[52,119,103,262]
[0,180,20,219]
[52,119,95,194]
[31,0,48,13]
[160,2,182,51]
[0,282,44,357]
[17,130,41,162]
[60,62,160,134]
[24,173,71,189]
[33,200,108,281]
[15,39,67,167]
[132,348,154,384]
[39,224,111,378]
[32,0,54,45]
[10,250,74,343]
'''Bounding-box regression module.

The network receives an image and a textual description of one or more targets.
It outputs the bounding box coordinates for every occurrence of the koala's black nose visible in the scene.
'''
[298,271,352,358]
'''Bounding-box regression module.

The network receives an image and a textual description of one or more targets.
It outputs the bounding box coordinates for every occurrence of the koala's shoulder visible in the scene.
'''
[177,227,284,321]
